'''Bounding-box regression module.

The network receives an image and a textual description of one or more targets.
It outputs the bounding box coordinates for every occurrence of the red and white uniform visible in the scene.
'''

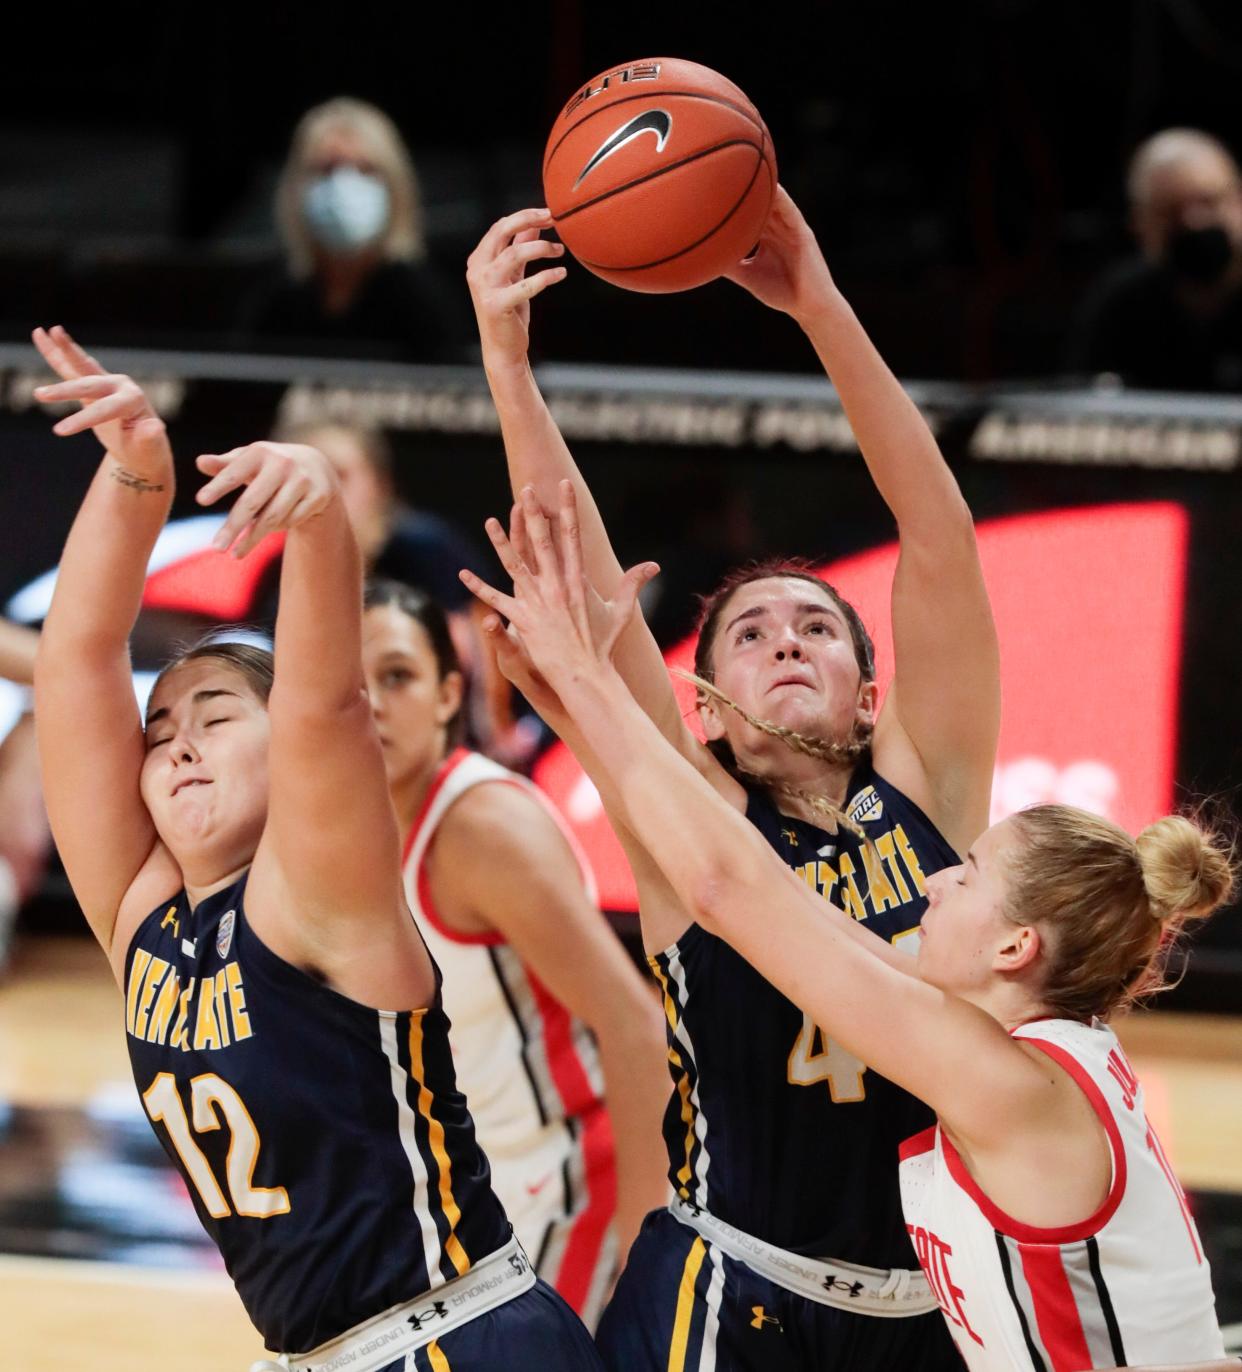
[402,748,617,1328]
[899,1017,1224,1371]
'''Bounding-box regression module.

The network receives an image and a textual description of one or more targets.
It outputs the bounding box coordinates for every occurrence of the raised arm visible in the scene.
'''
[201,443,433,1009]
[726,189,1000,855]
[31,328,182,967]
[466,212,705,769]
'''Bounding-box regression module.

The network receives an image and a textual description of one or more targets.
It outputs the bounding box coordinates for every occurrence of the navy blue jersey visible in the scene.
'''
[649,759,959,1267]
[123,873,511,1354]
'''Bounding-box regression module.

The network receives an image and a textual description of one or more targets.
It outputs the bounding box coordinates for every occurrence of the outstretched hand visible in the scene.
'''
[195,441,338,558]
[459,482,657,714]
[466,208,567,369]
[32,325,172,478]
[723,186,837,322]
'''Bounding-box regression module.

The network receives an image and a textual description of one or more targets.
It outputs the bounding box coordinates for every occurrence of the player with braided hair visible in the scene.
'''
[467,186,999,1371]
[461,481,1234,1372]
[675,670,873,845]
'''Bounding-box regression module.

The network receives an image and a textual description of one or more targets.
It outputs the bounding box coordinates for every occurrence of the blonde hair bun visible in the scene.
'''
[1135,815,1234,925]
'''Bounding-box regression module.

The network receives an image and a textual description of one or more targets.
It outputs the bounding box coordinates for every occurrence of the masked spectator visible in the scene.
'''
[238,97,466,361]
[1069,128,1242,390]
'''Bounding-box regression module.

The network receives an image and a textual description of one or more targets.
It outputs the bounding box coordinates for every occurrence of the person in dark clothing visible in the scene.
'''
[1070,128,1242,391]
[238,98,467,362]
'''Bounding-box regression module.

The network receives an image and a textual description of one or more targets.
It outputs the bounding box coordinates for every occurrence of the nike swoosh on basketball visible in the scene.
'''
[574,109,673,188]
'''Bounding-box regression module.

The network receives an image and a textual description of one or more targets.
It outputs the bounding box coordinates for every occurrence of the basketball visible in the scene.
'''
[542,58,777,293]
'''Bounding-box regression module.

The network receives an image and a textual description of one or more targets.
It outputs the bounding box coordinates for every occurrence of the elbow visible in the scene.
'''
[900,494,977,562]
[34,625,121,684]
[945,493,977,540]
[687,856,755,935]
[269,679,369,724]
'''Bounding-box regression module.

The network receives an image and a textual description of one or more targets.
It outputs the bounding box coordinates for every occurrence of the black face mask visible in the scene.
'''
[1164,223,1234,285]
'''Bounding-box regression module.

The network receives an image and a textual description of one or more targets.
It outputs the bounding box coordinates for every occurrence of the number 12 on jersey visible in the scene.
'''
[143,1072,290,1219]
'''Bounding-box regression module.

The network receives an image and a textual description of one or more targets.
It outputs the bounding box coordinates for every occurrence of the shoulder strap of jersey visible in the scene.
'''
[1012,1016,1134,1116]
[403,749,509,873]
[402,749,598,903]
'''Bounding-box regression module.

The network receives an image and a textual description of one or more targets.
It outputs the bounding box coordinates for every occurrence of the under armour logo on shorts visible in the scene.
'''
[406,1300,449,1331]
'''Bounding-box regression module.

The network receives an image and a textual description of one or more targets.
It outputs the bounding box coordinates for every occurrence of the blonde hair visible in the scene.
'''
[276,97,426,277]
[677,669,873,843]
[1005,805,1235,1021]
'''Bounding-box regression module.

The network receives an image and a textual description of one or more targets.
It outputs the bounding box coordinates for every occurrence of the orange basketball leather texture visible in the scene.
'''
[543,58,777,293]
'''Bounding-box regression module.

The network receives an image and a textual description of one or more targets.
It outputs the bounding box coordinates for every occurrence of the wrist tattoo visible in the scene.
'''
[110,466,165,494]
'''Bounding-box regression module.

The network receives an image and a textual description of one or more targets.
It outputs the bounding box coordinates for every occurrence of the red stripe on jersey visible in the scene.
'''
[527,972,605,1143]
[404,749,504,947]
[528,974,614,1313]
[403,748,472,865]
[553,1102,617,1316]
[415,862,505,946]
[899,1125,937,1161]
[1146,1122,1203,1263]
[404,754,596,946]
[940,1038,1126,1244]
[1017,1244,1094,1372]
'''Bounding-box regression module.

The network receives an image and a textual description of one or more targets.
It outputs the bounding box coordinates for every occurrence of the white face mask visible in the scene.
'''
[302,166,390,252]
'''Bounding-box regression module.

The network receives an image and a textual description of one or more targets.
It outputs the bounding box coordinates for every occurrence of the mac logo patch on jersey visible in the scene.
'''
[216,909,236,959]
[846,786,884,826]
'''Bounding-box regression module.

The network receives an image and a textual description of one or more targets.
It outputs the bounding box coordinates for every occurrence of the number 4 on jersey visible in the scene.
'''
[787,1014,867,1102]
[785,929,920,1103]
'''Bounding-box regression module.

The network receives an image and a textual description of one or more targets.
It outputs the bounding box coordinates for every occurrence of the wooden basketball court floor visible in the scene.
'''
[0,934,1238,1370]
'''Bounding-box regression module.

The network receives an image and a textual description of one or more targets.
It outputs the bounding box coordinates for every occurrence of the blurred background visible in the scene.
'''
[1,2,1241,1365]
[1,0,1242,373]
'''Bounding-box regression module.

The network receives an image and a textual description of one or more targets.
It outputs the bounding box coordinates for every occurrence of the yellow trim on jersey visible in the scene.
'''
[652,961,697,1200]
[408,1012,471,1277]
[669,1048,697,1200]
[649,956,681,1031]
[427,1339,451,1371]
[667,1236,707,1372]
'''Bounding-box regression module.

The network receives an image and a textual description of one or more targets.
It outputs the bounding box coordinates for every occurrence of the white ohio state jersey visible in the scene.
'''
[898,1017,1223,1371]
[402,748,616,1324]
